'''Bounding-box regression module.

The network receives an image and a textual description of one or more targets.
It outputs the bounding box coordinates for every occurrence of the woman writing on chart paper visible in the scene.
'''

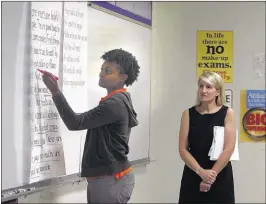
[41,49,140,203]
[178,71,236,203]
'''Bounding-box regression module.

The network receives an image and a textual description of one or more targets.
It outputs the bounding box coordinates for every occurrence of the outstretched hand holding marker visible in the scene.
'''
[38,69,59,94]
[37,69,59,80]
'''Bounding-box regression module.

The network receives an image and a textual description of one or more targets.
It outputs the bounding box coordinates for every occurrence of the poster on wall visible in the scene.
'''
[196,30,233,83]
[240,90,266,142]
[30,2,66,183]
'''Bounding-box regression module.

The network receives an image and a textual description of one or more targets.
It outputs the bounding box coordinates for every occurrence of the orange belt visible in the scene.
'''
[114,167,133,180]
[87,167,133,180]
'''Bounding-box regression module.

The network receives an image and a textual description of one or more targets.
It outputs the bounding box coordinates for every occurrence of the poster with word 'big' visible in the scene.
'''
[196,30,233,83]
[240,90,266,143]
[30,2,66,183]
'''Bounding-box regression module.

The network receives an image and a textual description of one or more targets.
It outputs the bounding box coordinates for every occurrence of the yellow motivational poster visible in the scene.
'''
[240,90,266,142]
[196,30,233,83]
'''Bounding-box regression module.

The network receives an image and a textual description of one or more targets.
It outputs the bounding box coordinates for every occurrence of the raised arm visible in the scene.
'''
[212,108,236,174]
[41,72,122,131]
[52,91,122,131]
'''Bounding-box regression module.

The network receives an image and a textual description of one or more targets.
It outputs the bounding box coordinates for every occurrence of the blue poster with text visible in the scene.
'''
[246,90,266,109]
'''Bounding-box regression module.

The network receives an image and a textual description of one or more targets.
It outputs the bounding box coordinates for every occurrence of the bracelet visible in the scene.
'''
[196,167,202,174]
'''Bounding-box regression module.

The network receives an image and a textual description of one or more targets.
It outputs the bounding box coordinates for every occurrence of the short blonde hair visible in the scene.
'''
[196,71,226,106]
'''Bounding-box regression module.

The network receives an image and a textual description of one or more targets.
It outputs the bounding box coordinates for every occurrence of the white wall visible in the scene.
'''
[18,2,265,203]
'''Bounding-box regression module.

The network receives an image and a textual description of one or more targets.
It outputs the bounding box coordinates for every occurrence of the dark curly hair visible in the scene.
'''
[101,48,140,86]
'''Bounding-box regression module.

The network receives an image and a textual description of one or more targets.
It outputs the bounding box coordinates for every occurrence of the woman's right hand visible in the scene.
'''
[198,169,217,184]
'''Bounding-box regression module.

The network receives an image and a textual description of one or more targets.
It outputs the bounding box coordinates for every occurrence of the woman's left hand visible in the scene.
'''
[199,181,211,192]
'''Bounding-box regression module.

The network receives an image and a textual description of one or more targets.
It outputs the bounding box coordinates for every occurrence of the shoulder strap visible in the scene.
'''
[221,105,229,117]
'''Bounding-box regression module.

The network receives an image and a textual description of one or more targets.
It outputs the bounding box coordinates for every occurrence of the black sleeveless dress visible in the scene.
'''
[178,105,235,203]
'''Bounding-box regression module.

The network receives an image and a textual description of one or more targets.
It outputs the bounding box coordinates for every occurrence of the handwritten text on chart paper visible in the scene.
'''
[30,2,66,183]
[29,2,88,182]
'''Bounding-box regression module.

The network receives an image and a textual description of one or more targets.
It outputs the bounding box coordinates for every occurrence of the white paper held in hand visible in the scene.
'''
[208,126,239,161]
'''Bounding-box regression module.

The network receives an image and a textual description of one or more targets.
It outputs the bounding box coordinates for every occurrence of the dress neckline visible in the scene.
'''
[194,105,224,116]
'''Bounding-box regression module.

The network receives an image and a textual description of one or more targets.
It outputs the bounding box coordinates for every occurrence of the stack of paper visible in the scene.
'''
[208,126,239,161]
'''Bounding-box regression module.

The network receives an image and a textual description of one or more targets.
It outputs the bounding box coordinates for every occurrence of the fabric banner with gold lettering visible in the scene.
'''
[240,90,266,142]
[196,30,233,83]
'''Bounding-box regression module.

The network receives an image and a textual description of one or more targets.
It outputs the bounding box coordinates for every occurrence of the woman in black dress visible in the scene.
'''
[178,71,236,203]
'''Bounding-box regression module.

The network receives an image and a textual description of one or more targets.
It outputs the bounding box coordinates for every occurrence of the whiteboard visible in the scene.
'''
[1,2,151,191]
[2,2,32,191]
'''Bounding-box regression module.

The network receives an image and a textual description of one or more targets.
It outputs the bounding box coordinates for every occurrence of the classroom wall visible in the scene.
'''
[17,1,265,203]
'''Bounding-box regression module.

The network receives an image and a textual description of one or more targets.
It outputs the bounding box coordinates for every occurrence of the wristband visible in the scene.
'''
[196,167,202,174]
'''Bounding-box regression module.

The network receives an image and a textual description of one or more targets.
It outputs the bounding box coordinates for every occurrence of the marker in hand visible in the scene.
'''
[37,69,59,80]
